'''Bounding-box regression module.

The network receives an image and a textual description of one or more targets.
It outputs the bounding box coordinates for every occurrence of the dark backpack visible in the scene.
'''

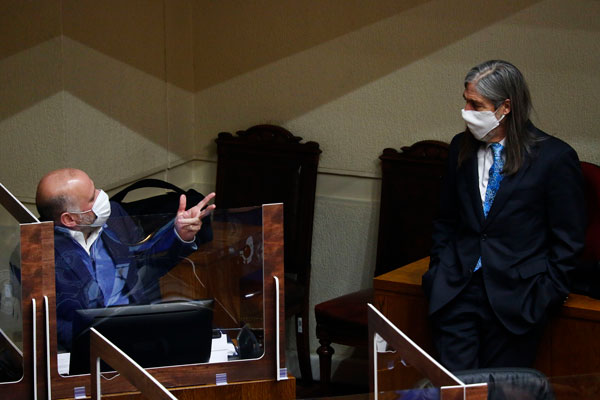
[110,179,213,246]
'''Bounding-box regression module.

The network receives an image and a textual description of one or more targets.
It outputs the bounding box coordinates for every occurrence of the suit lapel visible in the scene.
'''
[458,154,484,225]
[483,155,531,228]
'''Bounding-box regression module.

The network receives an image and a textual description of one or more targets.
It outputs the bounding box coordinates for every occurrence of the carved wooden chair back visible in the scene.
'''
[215,124,321,381]
[375,141,450,276]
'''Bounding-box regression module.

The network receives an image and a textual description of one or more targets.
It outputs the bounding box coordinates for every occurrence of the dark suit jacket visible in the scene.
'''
[422,124,586,335]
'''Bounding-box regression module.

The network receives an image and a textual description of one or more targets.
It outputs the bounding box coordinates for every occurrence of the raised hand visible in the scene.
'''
[174,192,216,242]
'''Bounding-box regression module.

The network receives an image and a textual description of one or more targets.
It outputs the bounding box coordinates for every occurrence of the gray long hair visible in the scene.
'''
[459,60,538,175]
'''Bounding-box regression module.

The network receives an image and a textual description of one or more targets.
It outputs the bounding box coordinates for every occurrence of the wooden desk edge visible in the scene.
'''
[374,257,600,321]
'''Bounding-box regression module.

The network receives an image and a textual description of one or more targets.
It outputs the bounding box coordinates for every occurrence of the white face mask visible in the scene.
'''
[461,108,505,142]
[70,190,111,227]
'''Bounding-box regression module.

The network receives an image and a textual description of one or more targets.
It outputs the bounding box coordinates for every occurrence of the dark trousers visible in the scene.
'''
[430,270,546,372]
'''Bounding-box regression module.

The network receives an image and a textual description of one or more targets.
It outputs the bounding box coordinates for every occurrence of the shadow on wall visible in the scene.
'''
[0,0,544,135]
[0,1,62,122]
[11,1,585,196]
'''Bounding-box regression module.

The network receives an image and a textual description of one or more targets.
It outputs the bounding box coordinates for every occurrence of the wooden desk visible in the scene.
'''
[373,257,600,384]
[89,377,296,400]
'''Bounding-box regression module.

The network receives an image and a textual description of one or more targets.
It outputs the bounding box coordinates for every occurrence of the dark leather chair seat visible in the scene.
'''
[315,288,373,346]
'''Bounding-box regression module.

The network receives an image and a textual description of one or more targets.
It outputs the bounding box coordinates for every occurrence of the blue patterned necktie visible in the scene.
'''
[474,142,504,271]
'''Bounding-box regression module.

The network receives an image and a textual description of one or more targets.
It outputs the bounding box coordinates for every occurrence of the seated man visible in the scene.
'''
[35,168,215,351]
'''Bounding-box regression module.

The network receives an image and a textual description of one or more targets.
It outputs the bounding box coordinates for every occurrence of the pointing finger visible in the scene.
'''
[197,192,216,210]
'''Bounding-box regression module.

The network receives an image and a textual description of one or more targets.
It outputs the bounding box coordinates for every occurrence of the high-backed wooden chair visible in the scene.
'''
[315,140,449,385]
[572,161,600,297]
[581,162,600,263]
[215,124,321,382]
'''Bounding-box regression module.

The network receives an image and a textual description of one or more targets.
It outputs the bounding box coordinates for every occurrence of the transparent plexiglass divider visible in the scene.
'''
[366,302,585,400]
[52,206,265,377]
[0,206,24,384]
[0,202,291,399]
[373,333,441,400]
[367,303,561,400]
[0,185,54,399]
[367,304,488,400]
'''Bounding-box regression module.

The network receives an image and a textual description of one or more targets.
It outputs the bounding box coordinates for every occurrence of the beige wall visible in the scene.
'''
[0,0,197,200]
[1,0,599,381]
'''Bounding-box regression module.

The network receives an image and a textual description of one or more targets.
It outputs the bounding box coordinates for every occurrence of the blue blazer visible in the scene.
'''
[54,202,196,350]
[423,124,586,335]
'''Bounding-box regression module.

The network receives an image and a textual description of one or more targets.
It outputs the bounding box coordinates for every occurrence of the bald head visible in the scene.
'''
[36,168,95,224]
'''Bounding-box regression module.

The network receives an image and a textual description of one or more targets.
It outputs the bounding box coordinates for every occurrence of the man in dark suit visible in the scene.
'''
[36,168,215,350]
[422,60,586,371]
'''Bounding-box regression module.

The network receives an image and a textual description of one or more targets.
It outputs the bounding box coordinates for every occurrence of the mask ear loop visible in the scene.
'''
[496,99,510,120]
[60,210,87,228]
[65,210,97,228]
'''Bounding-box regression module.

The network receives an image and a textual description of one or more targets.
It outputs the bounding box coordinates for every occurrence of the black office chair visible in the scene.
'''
[415,368,555,400]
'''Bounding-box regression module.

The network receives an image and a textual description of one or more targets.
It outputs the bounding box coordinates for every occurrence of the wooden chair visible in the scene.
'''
[571,161,600,297]
[215,124,321,382]
[314,140,449,385]
[581,162,600,263]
